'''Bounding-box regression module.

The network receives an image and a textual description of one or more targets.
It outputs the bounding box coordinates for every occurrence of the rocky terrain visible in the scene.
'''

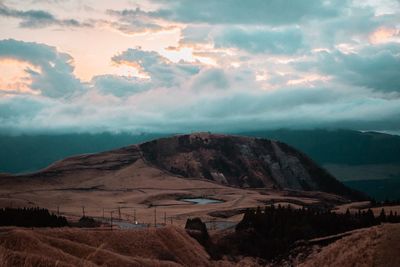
[140,133,362,199]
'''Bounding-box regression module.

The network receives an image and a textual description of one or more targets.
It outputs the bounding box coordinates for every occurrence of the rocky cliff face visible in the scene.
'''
[140,133,363,199]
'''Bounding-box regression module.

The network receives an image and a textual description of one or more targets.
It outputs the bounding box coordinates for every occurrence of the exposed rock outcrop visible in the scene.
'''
[140,133,364,200]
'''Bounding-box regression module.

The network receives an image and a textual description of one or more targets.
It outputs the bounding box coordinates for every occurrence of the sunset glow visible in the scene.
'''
[0,0,399,134]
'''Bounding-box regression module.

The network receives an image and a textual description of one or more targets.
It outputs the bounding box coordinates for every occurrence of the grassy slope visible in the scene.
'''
[299,224,400,267]
[0,226,211,267]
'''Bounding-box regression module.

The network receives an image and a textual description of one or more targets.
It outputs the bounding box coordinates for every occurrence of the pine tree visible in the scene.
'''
[379,208,386,222]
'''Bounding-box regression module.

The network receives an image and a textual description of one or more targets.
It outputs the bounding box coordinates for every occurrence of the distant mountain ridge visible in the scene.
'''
[238,129,400,166]
[0,133,167,174]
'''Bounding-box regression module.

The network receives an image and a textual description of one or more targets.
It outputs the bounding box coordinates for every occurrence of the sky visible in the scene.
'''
[0,0,399,134]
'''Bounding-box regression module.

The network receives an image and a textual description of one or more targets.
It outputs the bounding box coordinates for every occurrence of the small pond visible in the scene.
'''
[97,218,150,229]
[181,198,223,205]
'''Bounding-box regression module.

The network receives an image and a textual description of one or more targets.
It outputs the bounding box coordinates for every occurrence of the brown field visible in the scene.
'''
[0,158,346,227]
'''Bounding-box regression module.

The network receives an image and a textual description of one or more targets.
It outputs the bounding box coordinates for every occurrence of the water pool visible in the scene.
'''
[181,198,223,205]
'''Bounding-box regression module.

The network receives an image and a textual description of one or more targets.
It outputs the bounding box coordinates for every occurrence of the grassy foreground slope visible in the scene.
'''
[0,226,211,267]
[1,224,399,266]
[299,224,400,267]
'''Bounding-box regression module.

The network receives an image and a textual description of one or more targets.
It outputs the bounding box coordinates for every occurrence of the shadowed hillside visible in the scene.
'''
[239,129,400,166]
[140,133,364,200]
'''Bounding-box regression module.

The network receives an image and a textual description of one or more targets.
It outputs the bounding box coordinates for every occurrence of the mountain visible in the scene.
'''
[238,129,400,200]
[2,133,362,200]
[1,129,397,199]
[2,129,399,175]
[140,133,362,199]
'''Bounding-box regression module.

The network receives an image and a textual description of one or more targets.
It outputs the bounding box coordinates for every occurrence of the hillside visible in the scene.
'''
[239,129,400,200]
[1,130,399,200]
[0,226,211,267]
[0,133,363,228]
[298,224,400,267]
[139,133,361,199]
[1,132,362,199]
[1,223,399,266]
[2,129,399,174]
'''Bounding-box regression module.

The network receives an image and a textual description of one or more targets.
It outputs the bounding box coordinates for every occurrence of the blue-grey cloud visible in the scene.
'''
[0,3,92,28]
[2,84,400,134]
[0,95,47,120]
[112,48,201,87]
[302,6,399,48]
[0,39,83,98]
[146,0,343,25]
[180,25,212,45]
[296,43,400,92]
[190,68,230,91]
[214,27,305,54]
[1,0,400,135]
[92,75,150,97]
[106,8,165,34]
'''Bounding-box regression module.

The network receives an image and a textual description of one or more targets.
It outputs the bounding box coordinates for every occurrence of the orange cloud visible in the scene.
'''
[0,59,40,95]
[369,27,399,44]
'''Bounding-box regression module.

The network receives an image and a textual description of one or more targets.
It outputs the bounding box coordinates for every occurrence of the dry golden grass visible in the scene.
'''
[1,223,399,266]
[0,158,343,227]
[298,223,400,267]
[0,226,211,267]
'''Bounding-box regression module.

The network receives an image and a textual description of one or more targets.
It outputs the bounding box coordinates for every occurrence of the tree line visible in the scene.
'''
[0,207,68,227]
[217,205,400,260]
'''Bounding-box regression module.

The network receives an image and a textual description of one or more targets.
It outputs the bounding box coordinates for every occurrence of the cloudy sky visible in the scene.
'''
[0,0,399,134]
